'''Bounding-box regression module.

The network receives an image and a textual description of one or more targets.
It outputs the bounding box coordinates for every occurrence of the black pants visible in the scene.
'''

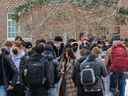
[7,90,15,96]
[84,91,103,96]
[13,84,25,96]
[30,87,48,96]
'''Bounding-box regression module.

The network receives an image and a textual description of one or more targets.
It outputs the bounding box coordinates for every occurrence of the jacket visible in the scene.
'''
[0,53,18,86]
[59,59,77,96]
[20,50,57,88]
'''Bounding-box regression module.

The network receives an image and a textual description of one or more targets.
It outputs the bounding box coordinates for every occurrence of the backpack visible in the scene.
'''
[23,55,47,88]
[110,44,128,72]
[80,58,97,86]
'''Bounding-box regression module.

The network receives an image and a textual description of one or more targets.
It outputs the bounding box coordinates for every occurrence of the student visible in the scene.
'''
[72,47,107,96]
[20,40,54,96]
[59,44,77,96]
[54,36,64,58]
[105,37,128,96]
[0,48,17,96]
[10,41,26,96]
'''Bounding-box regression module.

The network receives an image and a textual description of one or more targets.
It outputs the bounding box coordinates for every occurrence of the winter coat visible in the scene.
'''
[0,53,18,86]
[59,59,77,96]
[20,50,57,96]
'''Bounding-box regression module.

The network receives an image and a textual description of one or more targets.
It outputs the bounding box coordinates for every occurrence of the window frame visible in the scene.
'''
[7,12,17,40]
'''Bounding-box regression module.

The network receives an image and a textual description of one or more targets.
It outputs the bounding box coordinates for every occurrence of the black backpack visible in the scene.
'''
[80,58,97,87]
[23,55,47,88]
[79,56,104,92]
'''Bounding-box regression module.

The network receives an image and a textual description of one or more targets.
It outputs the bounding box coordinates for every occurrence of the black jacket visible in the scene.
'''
[20,51,58,88]
[0,54,18,86]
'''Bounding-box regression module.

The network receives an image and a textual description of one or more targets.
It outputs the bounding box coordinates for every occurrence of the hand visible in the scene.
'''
[7,85,14,91]
[60,70,64,75]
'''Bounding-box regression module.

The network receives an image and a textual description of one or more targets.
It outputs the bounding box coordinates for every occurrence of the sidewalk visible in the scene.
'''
[103,75,112,96]
[125,79,128,96]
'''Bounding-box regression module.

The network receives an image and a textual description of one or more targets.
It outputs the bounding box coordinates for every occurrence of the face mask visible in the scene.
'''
[12,48,18,55]
[54,43,61,48]
[72,46,78,52]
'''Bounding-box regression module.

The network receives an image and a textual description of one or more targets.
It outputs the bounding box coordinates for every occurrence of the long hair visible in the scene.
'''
[63,45,76,62]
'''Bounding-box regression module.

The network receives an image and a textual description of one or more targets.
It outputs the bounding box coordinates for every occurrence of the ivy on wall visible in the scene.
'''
[12,0,119,22]
[119,7,128,16]
[114,7,128,25]
[12,0,50,21]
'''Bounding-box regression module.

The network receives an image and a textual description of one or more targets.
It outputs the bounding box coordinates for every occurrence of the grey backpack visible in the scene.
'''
[80,58,96,86]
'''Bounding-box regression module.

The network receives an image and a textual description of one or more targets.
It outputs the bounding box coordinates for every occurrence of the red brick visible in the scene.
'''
[0,0,26,45]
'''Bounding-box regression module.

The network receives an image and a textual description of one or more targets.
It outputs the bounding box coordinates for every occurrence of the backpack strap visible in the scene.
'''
[81,56,89,66]
[79,56,91,72]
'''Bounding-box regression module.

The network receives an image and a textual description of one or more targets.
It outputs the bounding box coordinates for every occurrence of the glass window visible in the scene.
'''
[7,13,17,38]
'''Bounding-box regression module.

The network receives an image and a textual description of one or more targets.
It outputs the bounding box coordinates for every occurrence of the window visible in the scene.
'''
[50,0,64,3]
[7,13,17,39]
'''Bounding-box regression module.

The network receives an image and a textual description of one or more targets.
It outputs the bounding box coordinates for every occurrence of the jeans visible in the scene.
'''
[48,86,57,96]
[0,85,7,96]
[110,72,126,96]
[84,91,103,96]
[103,75,111,96]
[48,79,62,96]
[48,81,62,96]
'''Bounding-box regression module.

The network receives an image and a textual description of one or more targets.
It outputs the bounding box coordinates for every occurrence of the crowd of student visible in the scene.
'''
[0,32,128,96]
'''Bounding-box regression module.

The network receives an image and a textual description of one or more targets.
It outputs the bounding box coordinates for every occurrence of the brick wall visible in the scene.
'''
[18,0,128,41]
[0,0,26,45]
[19,4,117,41]
[0,0,8,44]
[0,0,128,45]
[120,0,128,8]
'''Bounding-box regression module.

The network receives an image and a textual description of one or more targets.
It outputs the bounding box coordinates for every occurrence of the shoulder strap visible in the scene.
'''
[81,56,89,66]
[79,56,90,71]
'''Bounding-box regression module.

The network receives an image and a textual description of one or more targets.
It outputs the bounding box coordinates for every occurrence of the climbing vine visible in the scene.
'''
[12,0,50,21]
[12,0,119,22]
[119,7,128,16]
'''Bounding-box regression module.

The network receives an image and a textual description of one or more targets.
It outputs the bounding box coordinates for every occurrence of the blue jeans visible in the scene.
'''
[48,83,59,96]
[0,85,7,96]
[110,72,126,96]
[48,79,62,96]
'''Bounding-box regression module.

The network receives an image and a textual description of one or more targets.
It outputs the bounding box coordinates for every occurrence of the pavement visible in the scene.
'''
[103,75,112,96]
[125,80,128,96]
